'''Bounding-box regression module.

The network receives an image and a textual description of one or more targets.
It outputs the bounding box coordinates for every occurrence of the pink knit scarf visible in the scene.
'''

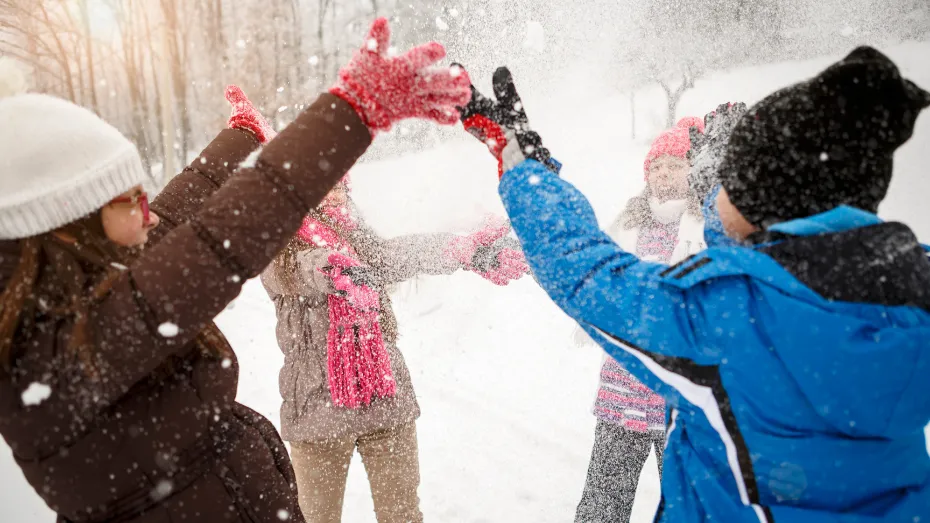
[296,213,395,409]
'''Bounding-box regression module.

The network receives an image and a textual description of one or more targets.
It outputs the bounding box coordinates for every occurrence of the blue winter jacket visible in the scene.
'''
[500,159,930,522]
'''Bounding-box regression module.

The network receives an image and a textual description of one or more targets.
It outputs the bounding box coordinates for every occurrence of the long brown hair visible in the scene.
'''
[0,213,227,375]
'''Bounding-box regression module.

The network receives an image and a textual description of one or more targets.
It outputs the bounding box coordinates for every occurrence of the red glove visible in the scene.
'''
[330,17,471,134]
[226,85,276,144]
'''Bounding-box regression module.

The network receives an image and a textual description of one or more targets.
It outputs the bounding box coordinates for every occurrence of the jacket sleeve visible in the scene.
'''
[261,248,339,298]
[362,233,463,285]
[147,128,260,246]
[499,159,712,365]
[86,94,371,404]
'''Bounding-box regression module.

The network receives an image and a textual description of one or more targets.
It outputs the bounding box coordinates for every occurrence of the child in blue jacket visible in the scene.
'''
[458,47,930,522]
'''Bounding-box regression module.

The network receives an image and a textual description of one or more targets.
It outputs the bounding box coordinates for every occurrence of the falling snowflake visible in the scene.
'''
[366,38,378,51]
[308,55,319,66]
[21,382,52,407]
[235,39,247,49]
[240,148,262,169]
[158,322,179,338]
[528,175,542,185]
[277,509,290,520]
[221,358,232,369]
[151,479,173,501]
[435,17,449,31]
[223,239,231,249]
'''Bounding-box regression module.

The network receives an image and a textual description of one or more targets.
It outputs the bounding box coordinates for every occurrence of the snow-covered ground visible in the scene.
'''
[3,42,930,522]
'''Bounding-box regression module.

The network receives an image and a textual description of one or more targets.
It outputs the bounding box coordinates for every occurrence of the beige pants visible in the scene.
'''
[289,423,423,523]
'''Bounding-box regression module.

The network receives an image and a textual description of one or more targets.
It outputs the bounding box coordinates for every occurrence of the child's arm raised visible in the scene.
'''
[148,87,269,246]
[499,159,708,365]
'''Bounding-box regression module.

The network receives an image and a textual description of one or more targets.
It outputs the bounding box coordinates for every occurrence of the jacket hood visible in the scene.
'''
[754,207,930,438]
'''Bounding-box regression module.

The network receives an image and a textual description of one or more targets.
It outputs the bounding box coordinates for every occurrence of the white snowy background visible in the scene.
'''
[2,41,930,522]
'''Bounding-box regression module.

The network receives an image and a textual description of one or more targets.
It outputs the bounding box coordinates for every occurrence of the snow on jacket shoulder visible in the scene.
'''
[501,159,930,523]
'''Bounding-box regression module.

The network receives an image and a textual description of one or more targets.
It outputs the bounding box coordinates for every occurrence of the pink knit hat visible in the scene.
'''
[643,117,705,179]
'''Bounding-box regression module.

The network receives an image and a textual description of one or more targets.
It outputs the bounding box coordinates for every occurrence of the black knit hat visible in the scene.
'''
[719,46,930,228]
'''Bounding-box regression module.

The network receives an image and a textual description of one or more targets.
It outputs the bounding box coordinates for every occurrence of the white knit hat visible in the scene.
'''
[0,92,156,239]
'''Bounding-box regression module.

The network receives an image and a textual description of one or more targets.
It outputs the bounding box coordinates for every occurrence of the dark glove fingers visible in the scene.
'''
[492,66,528,128]
[688,126,705,162]
[471,243,499,273]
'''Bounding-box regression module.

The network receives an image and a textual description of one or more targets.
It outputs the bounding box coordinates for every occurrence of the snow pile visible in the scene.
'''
[1,42,929,522]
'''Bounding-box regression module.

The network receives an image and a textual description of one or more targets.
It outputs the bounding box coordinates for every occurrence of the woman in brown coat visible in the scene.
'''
[0,19,470,523]
[262,178,528,522]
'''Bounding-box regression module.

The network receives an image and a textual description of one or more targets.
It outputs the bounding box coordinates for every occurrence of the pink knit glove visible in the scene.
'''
[444,216,529,286]
[329,17,471,134]
[444,215,511,266]
[226,85,277,144]
[480,248,530,286]
[324,253,380,310]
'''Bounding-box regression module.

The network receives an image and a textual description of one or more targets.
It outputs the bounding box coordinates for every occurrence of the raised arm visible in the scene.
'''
[500,159,706,359]
[87,93,370,398]
[455,66,707,364]
[358,231,462,284]
[147,128,259,245]
[356,220,527,286]
[85,19,471,406]
[148,87,273,246]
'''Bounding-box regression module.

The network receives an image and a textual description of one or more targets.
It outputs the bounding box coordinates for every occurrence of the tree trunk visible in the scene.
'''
[79,0,99,112]
[143,0,176,178]
[659,73,694,129]
[317,0,328,89]
[38,4,76,101]
[161,0,190,164]
[629,90,636,139]
[290,0,305,93]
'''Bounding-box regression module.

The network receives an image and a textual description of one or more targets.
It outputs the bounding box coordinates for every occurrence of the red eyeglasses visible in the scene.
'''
[109,192,151,226]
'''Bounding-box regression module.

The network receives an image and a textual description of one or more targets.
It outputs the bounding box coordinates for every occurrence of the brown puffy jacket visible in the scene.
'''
[0,94,370,523]
[261,214,462,442]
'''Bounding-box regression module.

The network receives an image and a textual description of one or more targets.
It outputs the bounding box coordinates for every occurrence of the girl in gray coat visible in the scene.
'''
[261,177,526,523]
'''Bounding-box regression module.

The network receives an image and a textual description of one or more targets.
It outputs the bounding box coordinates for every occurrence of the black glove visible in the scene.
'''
[688,102,748,204]
[455,65,561,177]
[338,266,382,289]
